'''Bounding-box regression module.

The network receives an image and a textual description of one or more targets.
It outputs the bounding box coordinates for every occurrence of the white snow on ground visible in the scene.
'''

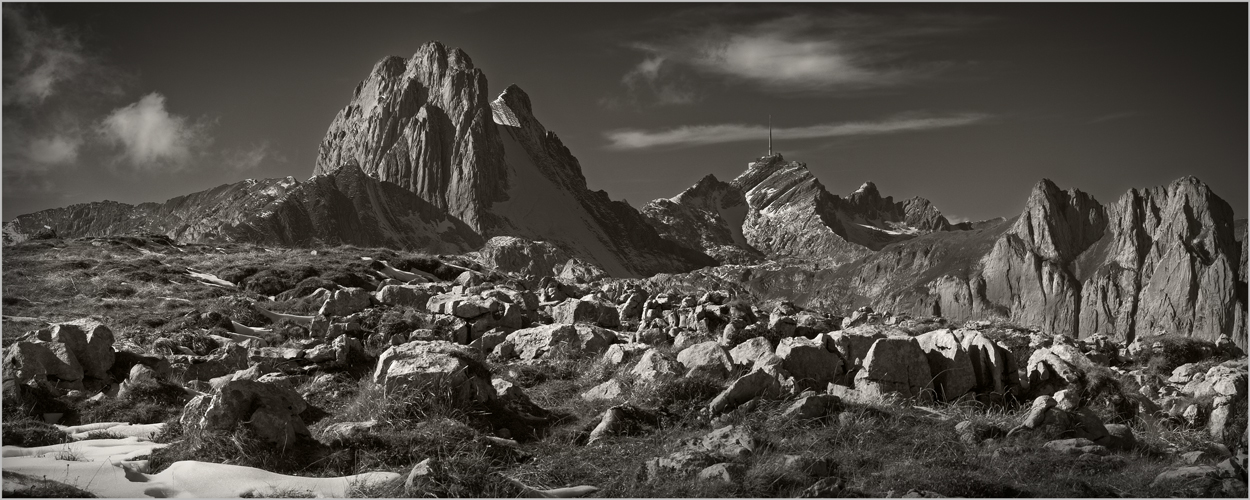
[126,461,401,498]
[2,437,167,461]
[490,128,633,277]
[57,422,165,441]
[2,438,400,498]
[855,223,911,236]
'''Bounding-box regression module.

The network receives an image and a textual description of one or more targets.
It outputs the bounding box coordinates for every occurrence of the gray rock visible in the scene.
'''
[853,337,933,400]
[676,341,734,379]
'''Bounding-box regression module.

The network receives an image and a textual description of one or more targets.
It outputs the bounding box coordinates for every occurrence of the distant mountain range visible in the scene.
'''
[5,41,1244,347]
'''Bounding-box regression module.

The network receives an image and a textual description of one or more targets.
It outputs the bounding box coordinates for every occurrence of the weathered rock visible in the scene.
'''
[645,450,717,480]
[775,336,843,391]
[601,343,649,366]
[551,298,620,328]
[914,329,976,401]
[1043,438,1109,456]
[506,324,578,360]
[827,329,887,369]
[50,319,115,380]
[676,341,734,379]
[697,425,758,460]
[709,367,784,414]
[318,287,373,317]
[853,338,933,400]
[375,285,431,308]
[3,341,84,387]
[728,337,774,368]
[180,344,249,382]
[781,394,840,420]
[373,341,494,404]
[697,462,745,483]
[558,258,608,284]
[954,329,1016,395]
[194,379,310,446]
[632,349,680,383]
[582,379,626,401]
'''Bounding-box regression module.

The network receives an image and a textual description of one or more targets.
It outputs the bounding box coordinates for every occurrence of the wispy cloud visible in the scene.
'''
[224,141,286,171]
[99,93,212,171]
[605,113,990,150]
[611,8,987,102]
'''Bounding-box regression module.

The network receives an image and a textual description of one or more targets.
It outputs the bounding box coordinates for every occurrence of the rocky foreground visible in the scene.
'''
[1,236,1246,497]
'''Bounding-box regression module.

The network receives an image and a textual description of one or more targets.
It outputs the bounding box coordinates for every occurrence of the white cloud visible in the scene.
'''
[26,134,82,164]
[225,141,285,171]
[100,93,210,170]
[604,113,990,150]
[2,6,93,106]
[617,9,985,96]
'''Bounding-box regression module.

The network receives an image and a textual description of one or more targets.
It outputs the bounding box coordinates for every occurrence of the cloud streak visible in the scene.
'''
[605,113,990,150]
[100,93,211,171]
[615,8,987,100]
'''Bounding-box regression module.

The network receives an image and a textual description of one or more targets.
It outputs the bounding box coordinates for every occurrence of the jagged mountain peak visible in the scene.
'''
[852,181,880,197]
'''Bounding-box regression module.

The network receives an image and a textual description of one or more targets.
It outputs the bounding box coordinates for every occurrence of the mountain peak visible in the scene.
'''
[854,181,879,196]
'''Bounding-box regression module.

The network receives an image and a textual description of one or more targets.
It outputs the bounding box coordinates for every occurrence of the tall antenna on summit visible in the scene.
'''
[768,115,773,156]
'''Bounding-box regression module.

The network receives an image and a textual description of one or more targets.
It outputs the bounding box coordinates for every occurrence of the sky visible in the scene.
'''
[3,2,1246,223]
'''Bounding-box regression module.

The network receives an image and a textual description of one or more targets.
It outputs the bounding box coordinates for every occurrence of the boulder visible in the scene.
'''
[373,341,495,405]
[374,285,431,308]
[50,319,115,380]
[827,329,886,369]
[697,425,758,460]
[558,258,608,284]
[632,349,681,383]
[709,367,784,414]
[195,379,310,446]
[769,313,797,339]
[552,298,620,329]
[775,336,843,391]
[955,329,1015,395]
[3,341,84,387]
[781,394,840,420]
[572,324,618,355]
[914,329,976,401]
[506,324,580,360]
[602,343,649,366]
[697,462,745,483]
[318,287,373,317]
[581,379,626,401]
[1043,438,1109,456]
[728,337,774,369]
[676,341,735,379]
[853,338,933,400]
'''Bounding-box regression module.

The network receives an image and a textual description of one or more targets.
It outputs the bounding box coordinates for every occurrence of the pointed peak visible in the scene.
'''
[496,84,532,114]
[853,181,880,197]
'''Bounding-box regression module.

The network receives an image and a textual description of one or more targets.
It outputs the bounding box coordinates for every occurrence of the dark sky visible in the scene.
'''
[4,3,1246,222]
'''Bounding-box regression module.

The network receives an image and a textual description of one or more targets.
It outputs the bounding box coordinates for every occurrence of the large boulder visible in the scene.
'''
[373,341,495,404]
[552,298,620,328]
[775,336,843,391]
[558,258,608,284]
[572,324,618,356]
[632,349,680,383]
[1025,340,1094,396]
[375,285,431,308]
[676,341,735,379]
[709,366,786,414]
[506,324,580,360]
[318,287,373,317]
[3,341,84,388]
[853,338,933,400]
[49,319,115,380]
[728,337,775,369]
[955,329,1017,395]
[189,379,311,446]
[914,329,976,401]
[827,329,886,369]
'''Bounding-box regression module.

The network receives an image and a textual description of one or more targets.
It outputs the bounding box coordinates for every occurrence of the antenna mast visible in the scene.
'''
[768,115,773,156]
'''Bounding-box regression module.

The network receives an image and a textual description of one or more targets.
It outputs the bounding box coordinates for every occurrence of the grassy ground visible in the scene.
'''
[2,235,1243,498]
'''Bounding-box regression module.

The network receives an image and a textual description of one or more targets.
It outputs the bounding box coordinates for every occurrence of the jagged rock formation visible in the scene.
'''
[736,177,1246,347]
[640,174,761,264]
[642,155,967,266]
[3,164,481,253]
[314,41,714,277]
